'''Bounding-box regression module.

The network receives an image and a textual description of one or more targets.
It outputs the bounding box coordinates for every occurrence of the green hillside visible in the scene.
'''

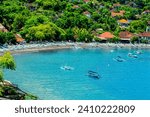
[0,0,150,43]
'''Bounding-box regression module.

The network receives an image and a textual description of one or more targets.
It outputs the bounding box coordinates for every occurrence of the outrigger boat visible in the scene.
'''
[113,56,125,62]
[60,66,74,71]
[135,50,142,54]
[88,70,100,79]
[128,53,138,58]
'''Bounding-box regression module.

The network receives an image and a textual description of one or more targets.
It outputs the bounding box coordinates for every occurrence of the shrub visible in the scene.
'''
[0,32,16,44]
[131,36,139,44]
[108,37,120,43]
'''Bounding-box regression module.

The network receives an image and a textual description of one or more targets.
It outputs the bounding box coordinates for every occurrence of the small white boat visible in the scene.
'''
[60,66,74,71]
[128,53,138,58]
[135,50,142,54]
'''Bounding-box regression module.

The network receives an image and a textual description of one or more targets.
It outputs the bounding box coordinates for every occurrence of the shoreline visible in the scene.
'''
[1,42,150,55]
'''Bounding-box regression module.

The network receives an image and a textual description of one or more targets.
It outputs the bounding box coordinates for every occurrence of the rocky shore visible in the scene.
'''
[0,42,150,55]
[0,80,37,100]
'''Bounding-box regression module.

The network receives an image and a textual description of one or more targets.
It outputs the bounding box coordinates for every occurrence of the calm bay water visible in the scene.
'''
[4,48,150,100]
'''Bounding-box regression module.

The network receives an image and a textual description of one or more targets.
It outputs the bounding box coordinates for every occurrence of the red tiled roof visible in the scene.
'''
[83,11,90,15]
[119,31,134,40]
[98,32,114,40]
[139,32,150,37]
[144,10,150,13]
[84,0,90,3]
[111,11,124,17]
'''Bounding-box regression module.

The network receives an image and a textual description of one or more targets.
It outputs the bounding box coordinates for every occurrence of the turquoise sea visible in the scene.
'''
[4,48,150,100]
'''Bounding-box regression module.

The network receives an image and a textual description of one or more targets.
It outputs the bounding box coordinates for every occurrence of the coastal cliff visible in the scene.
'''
[0,80,37,100]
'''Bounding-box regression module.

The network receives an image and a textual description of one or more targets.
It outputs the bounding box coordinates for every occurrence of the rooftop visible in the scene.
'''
[98,32,114,40]
[119,31,134,40]
[84,0,90,3]
[139,32,150,37]
[111,11,125,17]
[83,11,90,15]
[118,19,129,24]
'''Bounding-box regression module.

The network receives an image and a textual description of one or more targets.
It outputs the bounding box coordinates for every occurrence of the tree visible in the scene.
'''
[26,22,66,41]
[131,36,139,43]
[12,14,26,32]
[129,20,147,33]
[25,15,49,28]
[72,27,92,42]
[0,32,16,44]
[65,28,75,41]
[0,52,16,81]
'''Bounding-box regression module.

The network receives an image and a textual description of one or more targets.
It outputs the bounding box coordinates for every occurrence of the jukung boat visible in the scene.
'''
[88,70,100,79]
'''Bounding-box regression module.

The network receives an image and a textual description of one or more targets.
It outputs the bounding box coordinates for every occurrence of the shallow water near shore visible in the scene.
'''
[4,48,150,100]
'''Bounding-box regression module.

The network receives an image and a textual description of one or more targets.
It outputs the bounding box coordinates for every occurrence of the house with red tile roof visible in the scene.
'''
[97,32,114,40]
[139,32,150,41]
[84,0,90,3]
[119,31,134,41]
[111,10,125,17]
[142,10,150,15]
[83,11,91,17]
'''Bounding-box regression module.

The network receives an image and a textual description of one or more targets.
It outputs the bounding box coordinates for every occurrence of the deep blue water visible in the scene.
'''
[4,48,150,100]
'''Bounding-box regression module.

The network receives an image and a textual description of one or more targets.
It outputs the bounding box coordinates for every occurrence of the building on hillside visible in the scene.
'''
[139,32,150,43]
[84,0,90,4]
[96,28,103,32]
[83,11,91,18]
[119,31,134,43]
[0,23,8,32]
[142,10,150,15]
[118,19,130,28]
[111,10,125,17]
[72,5,79,9]
[97,32,114,42]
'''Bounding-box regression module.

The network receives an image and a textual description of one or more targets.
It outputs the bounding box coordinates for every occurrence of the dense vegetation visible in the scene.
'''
[0,52,37,100]
[0,0,150,43]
